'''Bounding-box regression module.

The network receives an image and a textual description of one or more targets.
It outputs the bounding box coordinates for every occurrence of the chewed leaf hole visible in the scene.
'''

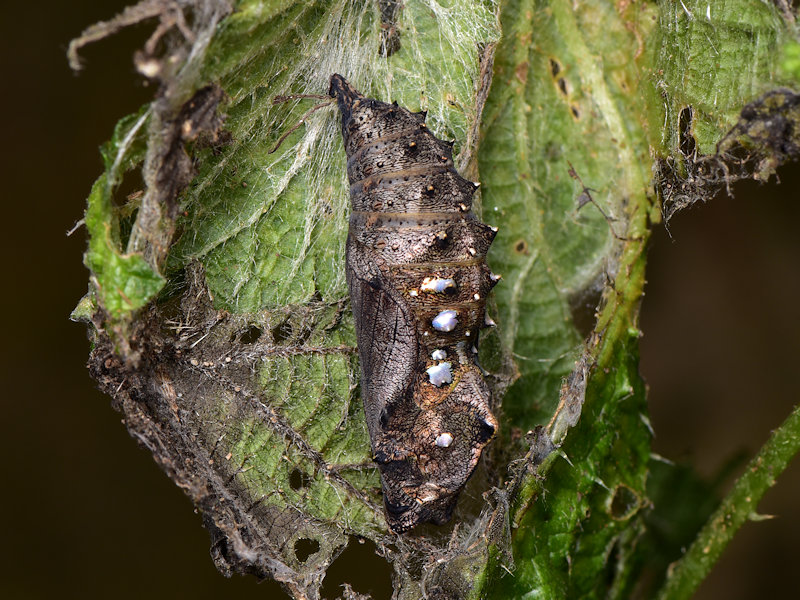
[239,325,263,344]
[568,276,604,338]
[514,239,529,254]
[679,105,696,157]
[271,319,293,343]
[289,468,312,490]
[111,168,145,250]
[609,483,641,520]
[294,538,320,563]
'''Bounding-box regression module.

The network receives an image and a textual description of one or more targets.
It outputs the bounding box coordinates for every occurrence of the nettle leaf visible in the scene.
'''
[74,0,800,599]
[477,2,657,593]
[653,0,791,157]
[82,109,163,320]
[78,1,503,599]
[84,173,166,318]
[473,0,799,598]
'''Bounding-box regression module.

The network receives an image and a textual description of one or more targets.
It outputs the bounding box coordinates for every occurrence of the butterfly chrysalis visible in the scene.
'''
[329,75,499,533]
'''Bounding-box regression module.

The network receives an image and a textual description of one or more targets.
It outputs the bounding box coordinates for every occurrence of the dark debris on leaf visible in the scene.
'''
[658,88,800,221]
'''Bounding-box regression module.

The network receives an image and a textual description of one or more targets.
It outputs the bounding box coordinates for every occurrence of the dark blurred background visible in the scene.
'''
[2,2,797,599]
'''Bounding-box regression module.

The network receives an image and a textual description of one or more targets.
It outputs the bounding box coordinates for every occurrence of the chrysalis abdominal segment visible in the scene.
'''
[329,74,499,533]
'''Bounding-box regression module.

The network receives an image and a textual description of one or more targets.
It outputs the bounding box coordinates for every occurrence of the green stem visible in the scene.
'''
[656,403,800,600]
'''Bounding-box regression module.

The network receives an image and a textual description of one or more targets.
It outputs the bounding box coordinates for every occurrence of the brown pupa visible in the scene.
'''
[329,74,499,533]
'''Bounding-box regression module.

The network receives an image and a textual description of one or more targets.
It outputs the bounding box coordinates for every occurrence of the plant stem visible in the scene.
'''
[656,403,800,600]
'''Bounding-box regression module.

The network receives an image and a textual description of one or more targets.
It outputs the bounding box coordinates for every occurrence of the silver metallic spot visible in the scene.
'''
[426,362,453,387]
[431,349,447,361]
[432,310,458,332]
[420,277,456,294]
[435,432,454,448]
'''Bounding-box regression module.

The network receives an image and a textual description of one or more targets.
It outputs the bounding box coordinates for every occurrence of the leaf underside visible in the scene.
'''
[74,0,800,599]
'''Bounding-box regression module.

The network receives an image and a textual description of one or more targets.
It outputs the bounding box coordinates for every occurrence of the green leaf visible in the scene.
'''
[80,105,162,321]
[84,172,165,318]
[162,0,501,555]
[470,0,800,597]
[653,0,793,157]
[480,0,656,442]
[169,0,499,311]
[781,40,800,80]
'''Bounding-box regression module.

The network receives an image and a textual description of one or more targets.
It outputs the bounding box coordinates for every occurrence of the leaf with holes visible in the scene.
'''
[76,1,502,599]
